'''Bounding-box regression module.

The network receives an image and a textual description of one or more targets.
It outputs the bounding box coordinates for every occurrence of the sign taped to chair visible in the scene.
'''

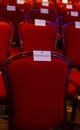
[17,0,24,4]
[35,19,46,26]
[70,11,78,17]
[42,0,49,6]
[62,0,68,3]
[40,8,49,14]
[7,5,16,11]
[66,4,73,9]
[75,21,80,28]
[33,51,51,61]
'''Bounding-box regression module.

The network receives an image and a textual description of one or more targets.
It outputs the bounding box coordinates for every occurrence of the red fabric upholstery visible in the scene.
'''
[0,72,6,103]
[3,52,70,130]
[31,0,54,5]
[62,22,80,67]
[33,2,56,11]
[56,2,80,26]
[68,82,77,98]
[61,10,80,25]
[29,2,58,24]
[0,21,13,103]
[70,70,80,94]
[0,0,9,6]
[19,23,58,52]
[10,47,21,56]
[74,3,80,12]
[8,2,31,14]
[30,9,58,24]
[0,5,27,43]
[0,21,13,66]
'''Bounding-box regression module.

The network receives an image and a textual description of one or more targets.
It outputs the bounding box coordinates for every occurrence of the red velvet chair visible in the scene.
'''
[8,1,31,21]
[56,2,80,26]
[62,22,80,67]
[0,21,13,67]
[3,51,72,130]
[0,5,27,45]
[33,2,56,11]
[19,21,58,52]
[62,21,80,93]
[29,2,59,25]
[60,9,80,26]
[29,8,59,25]
[0,21,13,104]
[62,21,80,125]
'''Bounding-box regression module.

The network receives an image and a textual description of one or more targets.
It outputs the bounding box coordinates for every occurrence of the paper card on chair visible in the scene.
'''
[40,8,49,14]
[33,51,51,61]
[66,4,73,9]
[7,5,16,11]
[62,0,68,3]
[17,0,24,4]
[75,21,80,28]
[70,11,78,17]
[35,19,46,26]
[42,1,49,6]
[42,0,48,1]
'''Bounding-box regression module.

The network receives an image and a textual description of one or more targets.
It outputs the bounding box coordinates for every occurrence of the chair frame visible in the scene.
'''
[3,51,72,130]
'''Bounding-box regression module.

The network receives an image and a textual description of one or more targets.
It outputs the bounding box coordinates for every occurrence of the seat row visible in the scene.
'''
[1,0,80,45]
[0,19,80,128]
[0,0,80,129]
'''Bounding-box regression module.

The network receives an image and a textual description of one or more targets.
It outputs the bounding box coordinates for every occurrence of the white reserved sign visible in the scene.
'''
[62,0,68,3]
[70,11,78,17]
[75,21,80,28]
[7,5,16,11]
[17,0,24,4]
[35,19,46,26]
[42,1,49,6]
[66,4,73,9]
[40,8,49,14]
[42,0,48,2]
[33,51,51,61]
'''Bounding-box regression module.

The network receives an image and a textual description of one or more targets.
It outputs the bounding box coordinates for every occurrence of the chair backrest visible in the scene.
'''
[0,5,27,44]
[62,21,80,67]
[33,2,56,11]
[3,51,71,130]
[19,21,58,52]
[0,21,13,67]
[57,2,80,26]
[60,9,80,25]
[29,8,59,24]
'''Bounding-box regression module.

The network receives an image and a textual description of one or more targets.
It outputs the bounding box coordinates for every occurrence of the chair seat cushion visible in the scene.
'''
[68,82,77,99]
[70,70,80,94]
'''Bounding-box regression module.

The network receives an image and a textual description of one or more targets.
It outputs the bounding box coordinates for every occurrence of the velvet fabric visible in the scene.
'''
[62,22,80,67]
[0,5,27,43]
[19,23,58,52]
[0,21,13,66]
[3,52,70,130]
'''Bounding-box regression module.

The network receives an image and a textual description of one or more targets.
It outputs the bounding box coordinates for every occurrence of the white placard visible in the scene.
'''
[70,11,78,17]
[7,5,16,11]
[17,0,24,4]
[62,0,68,3]
[66,4,73,9]
[35,19,46,26]
[33,51,51,61]
[42,1,49,6]
[40,8,49,14]
[42,0,48,1]
[75,21,80,28]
